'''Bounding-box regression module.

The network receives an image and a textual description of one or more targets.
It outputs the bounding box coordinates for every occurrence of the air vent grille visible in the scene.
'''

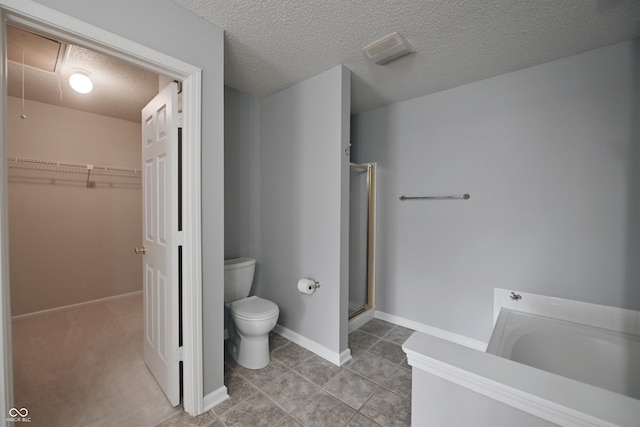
[363,32,415,65]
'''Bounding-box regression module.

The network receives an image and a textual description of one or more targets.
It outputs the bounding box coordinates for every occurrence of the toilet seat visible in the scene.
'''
[230,296,279,321]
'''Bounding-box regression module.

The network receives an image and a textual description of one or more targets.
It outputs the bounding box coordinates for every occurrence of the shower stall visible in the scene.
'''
[349,162,376,318]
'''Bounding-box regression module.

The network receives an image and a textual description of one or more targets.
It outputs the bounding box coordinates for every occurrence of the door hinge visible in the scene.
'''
[176,346,184,362]
[176,230,184,246]
[177,112,183,128]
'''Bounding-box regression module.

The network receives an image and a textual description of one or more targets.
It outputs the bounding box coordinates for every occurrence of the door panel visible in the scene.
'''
[142,82,180,406]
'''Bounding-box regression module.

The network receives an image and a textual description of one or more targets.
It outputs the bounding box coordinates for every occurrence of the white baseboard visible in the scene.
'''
[348,308,375,333]
[203,385,229,412]
[11,290,143,321]
[273,324,351,366]
[338,348,352,365]
[375,310,487,351]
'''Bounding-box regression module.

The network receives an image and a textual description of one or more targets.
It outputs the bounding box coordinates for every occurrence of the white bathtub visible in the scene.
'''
[404,308,640,426]
[487,308,640,400]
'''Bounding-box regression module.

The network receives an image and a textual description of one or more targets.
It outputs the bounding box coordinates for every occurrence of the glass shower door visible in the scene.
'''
[349,163,375,318]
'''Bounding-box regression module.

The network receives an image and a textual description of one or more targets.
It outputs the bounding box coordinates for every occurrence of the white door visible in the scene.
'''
[141,82,180,406]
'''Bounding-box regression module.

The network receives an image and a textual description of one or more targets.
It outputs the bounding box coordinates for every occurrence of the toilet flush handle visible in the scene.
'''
[134,246,146,254]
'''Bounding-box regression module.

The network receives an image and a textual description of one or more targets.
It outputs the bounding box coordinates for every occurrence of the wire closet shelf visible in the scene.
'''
[8,156,141,187]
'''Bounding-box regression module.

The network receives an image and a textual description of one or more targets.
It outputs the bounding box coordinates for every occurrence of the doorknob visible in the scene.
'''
[134,246,146,254]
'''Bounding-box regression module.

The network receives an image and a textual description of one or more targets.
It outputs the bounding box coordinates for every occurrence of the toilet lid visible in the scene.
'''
[230,296,279,320]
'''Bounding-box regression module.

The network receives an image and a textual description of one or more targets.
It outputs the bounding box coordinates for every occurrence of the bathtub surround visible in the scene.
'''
[352,38,640,343]
[494,288,640,335]
[403,291,640,426]
[404,330,640,427]
[488,308,640,400]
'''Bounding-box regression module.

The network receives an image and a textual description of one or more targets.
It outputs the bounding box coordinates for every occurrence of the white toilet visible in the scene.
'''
[224,257,279,369]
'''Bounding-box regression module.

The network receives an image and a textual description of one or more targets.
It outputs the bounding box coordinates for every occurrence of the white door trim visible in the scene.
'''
[0,0,204,417]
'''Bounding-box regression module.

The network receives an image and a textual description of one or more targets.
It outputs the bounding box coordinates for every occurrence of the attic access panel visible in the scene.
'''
[6,25,65,73]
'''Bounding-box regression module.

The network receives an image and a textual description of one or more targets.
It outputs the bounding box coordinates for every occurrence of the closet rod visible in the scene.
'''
[8,156,141,174]
[399,194,470,201]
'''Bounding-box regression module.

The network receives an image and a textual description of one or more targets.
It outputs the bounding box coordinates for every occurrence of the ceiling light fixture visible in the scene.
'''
[69,71,93,93]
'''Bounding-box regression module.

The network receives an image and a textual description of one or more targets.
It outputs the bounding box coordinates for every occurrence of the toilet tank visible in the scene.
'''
[224,258,256,302]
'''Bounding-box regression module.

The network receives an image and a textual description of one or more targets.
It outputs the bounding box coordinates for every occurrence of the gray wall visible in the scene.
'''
[352,39,640,342]
[260,66,351,356]
[28,0,225,396]
[224,87,262,285]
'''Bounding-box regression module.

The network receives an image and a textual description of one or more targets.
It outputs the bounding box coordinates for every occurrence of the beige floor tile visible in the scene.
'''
[323,370,379,410]
[359,387,411,427]
[234,359,289,387]
[213,371,260,415]
[269,332,291,351]
[262,370,319,412]
[382,326,414,345]
[358,319,395,337]
[346,352,397,384]
[347,413,382,426]
[156,410,219,427]
[272,342,315,368]
[293,354,342,386]
[290,390,356,427]
[367,340,406,365]
[215,329,413,426]
[218,391,288,426]
[348,330,380,358]
[382,367,412,400]
[274,415,303,426]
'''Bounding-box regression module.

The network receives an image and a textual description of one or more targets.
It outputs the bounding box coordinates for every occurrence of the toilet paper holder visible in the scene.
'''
[298,278,321,295]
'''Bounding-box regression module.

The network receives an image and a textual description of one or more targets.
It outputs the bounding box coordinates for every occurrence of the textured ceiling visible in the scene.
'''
[6,2,640,120]
[173,0,640,113]
[7,26,159,123]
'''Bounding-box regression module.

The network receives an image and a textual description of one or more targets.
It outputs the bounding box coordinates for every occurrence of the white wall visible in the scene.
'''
[260,66,351,359]
[22,0,225,397]
[412,370,555,427]
[352,39,640,342]
[8,97,142,315]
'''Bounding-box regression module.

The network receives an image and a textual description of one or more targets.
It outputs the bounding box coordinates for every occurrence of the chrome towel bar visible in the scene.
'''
[399,194,470,201]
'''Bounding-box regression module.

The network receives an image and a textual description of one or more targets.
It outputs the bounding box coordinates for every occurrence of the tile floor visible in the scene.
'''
[160,318,413,427]
[11,293,180,427]
[12,294,413,427]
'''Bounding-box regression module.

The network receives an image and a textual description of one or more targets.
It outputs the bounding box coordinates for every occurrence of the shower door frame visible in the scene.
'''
[349,162,376,319]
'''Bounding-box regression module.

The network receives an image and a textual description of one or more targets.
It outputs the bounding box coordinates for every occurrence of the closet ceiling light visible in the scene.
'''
[69,72,93,94]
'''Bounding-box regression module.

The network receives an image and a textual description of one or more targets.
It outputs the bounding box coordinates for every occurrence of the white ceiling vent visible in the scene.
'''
[363,32,415,65]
